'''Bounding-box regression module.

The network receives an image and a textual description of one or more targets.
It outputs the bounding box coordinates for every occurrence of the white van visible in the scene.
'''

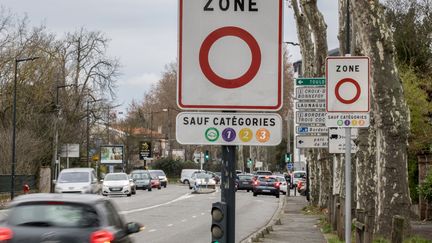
[54,168,100,194]
[180,169,202,185]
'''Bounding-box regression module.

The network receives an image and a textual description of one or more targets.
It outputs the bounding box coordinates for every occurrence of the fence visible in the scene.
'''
[0,175,37,193]
[328,194,405,243]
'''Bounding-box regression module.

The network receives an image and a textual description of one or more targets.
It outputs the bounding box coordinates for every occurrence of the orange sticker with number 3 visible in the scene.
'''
[256,128,270,143]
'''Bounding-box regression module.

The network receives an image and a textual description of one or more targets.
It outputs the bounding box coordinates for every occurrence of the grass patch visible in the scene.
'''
[326,234,344,243]
[373,238,389,243]
[302,205,323,215]
[404,236,432,243]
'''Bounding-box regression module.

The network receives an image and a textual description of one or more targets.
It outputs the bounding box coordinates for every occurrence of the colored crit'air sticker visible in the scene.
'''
[239,128,253,142]
[205,127,219,142]
[222,128,236,142]
[256,128,270,143]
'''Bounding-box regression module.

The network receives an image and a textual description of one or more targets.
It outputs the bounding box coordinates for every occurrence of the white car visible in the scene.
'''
[54,168,100,194]
[102,173,132,197]
[275,176,288,195]
[189,172,216,189]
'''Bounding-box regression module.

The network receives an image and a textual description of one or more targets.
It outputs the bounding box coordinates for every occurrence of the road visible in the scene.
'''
[109,184,280,243]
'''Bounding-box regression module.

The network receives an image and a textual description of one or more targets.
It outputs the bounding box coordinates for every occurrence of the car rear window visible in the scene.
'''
[150,171,166,177]
[258,177,277,182]
[58,172,89,183]
[238,175,253,180]
[8,203,100,228]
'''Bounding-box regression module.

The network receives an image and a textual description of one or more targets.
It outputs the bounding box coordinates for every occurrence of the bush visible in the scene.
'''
[418,169,432,202]
[151,159,200,178]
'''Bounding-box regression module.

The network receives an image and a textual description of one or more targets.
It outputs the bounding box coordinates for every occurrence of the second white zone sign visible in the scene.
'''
[178,0,283,110]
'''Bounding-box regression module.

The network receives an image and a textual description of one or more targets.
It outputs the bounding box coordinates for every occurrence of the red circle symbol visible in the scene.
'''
[199,26,261,89]
[335,78,361,104]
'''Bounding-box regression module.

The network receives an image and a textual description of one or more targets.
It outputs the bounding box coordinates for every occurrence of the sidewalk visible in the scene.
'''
[250,195,326,243]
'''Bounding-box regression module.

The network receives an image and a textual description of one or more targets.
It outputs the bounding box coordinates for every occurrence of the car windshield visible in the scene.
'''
[258,177,277,182]
[256,171,272,175]
[131,173,150,179]
[238,175,253,180]
[8,203,100,228]
[294,172,306,178]
[58,172,89,183]
[105,174,128,181]
[150,171,165,177]
[277,177,286,182]
[195,173,212,179]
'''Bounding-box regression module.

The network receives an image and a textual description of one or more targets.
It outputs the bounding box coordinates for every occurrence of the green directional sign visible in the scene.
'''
[296,78,325,86]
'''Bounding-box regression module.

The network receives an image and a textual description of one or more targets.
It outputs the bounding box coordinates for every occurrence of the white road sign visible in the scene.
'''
[295,87,326,100]
[178,0,283,110]
[296,111,326,124]
[326,113,370,127]
[328,127,359,153]
[326,56,370,112]
[295,100,326,110]
[176,112,282,146]
[296,136,328,148]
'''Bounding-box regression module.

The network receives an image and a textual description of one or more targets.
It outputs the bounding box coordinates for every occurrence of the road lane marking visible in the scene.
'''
[192,215,197,218]
[201,212,205,215]
[148,229,157,233]
[181,219,187,222]
[167,224,173,227]
[120,193,194,215]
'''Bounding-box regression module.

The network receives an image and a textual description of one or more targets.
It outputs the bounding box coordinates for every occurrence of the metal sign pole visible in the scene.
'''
[345,127,352,243]
[221,145,236,243]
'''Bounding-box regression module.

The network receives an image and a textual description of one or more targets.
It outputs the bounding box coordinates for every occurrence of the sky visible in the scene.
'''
[2,0,339,114]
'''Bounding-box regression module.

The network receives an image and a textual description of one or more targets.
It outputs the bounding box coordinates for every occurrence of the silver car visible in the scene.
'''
[54,168,100,194]
[102,173,132,197]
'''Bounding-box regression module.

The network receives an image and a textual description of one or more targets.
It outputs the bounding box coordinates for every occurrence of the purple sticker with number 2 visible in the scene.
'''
[222,128,236,142]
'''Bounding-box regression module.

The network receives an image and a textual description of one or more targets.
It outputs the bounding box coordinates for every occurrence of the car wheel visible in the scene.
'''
[253,192,257,197]
[164,184,167,188]
[148,188,152,191]
[132,190,136,195]
[158,186,161,190]
[247,189,250,192]
[276,194,280,198]
[282,191,286,195]
[127,193,132,197]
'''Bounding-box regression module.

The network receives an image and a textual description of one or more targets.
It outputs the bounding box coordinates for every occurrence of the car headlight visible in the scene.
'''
[54,186,62,192]
[123,185,130,190]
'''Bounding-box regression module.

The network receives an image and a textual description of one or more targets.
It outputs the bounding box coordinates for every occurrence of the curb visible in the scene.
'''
[239,195,286,243]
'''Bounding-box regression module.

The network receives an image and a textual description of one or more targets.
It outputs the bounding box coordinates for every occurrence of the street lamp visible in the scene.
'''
[11,56,39,199]
[51,83,76,192]
[87,98,103,167]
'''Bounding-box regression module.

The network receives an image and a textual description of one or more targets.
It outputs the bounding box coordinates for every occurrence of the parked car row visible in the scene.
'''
[53,167,169,197]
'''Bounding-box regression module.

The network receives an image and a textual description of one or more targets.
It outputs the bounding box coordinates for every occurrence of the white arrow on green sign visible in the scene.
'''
[296,78,325,86]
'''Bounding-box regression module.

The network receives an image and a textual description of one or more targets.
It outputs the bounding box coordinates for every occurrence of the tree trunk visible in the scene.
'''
[351,0,412,237]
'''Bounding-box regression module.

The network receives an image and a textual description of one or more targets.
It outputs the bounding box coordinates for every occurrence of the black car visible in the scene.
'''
[252,176,280,198]
[236,174,254,192]
[0,193,143,243]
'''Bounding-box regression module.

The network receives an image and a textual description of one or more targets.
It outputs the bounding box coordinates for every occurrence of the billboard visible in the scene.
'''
[139,141,152,160]
[100,145,124,164]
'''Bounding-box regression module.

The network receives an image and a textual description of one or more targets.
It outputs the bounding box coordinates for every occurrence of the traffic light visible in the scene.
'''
[205,150,209,162]
[247,158,253,167]
[285,153,292,163]
[211,201,227,243]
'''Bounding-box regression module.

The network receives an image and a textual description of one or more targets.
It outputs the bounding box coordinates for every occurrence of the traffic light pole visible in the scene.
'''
[221,145,236,243]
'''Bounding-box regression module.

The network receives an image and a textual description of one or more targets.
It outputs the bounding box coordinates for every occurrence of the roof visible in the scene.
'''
[7,193,106,207]
[59,168,95,172]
